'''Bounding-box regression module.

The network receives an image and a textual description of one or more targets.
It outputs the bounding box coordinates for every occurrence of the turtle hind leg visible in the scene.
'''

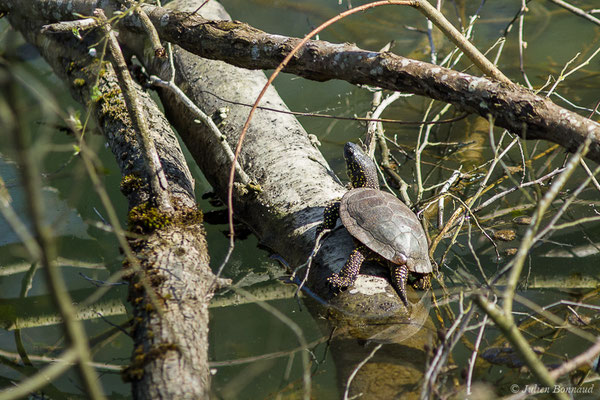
[391,264,410,309]
[411,273,431,290]
[327,245,367,290]
[316,201,340,237]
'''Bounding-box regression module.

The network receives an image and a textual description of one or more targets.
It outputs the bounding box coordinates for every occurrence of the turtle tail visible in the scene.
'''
[392,264,410,309]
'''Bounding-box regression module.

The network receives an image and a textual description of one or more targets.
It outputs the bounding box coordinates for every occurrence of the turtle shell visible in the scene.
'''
[340,187,432,274]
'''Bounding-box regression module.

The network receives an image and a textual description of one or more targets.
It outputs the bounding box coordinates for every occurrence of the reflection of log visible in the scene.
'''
[0,348,122,372]
[325,282,434,398]
[542,242,600,258]
[0,288,126,331]
[330,338,430,400]
[492,275,600,289]
[0,280,300,332]
[0,258,104,277]
[3,268,597,332]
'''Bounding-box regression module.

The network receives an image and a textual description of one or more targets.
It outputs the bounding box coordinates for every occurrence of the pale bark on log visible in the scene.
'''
[7,12,215,400]
[1,0,599,163]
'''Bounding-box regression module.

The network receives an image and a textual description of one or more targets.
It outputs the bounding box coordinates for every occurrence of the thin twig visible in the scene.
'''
[546,44,600,98]
[475,295,569,400]
[123,0,165,58]
[466,314,488,395]
[95,9,172,211]
[343,344,382,400]
[548,0,600,26]
[472,167,565,212]
[518,0,533,89]
[197,89,466,125]
[503,137,590,316]
[437,169,461,228]
[423,294,474,399]
[149,75,251,185]
[292,229,330,298]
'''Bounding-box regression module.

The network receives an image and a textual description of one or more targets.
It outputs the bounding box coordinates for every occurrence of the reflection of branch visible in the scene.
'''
[6,74,105,398]
[0,348,79,399]
[549,337,600,379]
[548,0,600,27]
[344,344,382,400]
[1,280,305,330]
[210,336,328,368]
[475,295,568,400]
[0,348,122,372]
[503,139,590,315]
[1,296,126,331]
[0,257,104,277]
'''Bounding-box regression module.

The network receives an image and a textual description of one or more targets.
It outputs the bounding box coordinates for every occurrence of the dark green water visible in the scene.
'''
[1,0,599,398]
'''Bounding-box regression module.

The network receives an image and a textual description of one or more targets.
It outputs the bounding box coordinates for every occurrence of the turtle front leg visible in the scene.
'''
[315,201,340,237]
[391,264,410,309]
[327,245,367,290]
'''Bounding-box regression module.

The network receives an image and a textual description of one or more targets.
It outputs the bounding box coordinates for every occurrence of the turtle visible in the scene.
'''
[316,142,432,308]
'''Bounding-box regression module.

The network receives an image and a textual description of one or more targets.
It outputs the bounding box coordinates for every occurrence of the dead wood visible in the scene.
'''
[7,12,216,399]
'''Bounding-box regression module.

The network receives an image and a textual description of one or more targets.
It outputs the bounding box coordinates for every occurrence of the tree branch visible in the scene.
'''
[2,0,599,162]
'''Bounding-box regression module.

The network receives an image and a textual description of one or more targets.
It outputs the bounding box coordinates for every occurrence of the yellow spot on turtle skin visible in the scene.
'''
[327,246,367,289]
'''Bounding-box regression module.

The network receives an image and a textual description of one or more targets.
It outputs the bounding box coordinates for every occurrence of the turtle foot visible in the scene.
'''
[411,274,431,290]
[327,274,355,290]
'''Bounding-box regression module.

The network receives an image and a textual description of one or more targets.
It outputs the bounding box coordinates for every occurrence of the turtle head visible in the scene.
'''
[344,142,379,189]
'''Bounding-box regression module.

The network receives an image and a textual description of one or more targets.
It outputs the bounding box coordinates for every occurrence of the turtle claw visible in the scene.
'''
[326,245,366,294]
[327,273,355,290]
